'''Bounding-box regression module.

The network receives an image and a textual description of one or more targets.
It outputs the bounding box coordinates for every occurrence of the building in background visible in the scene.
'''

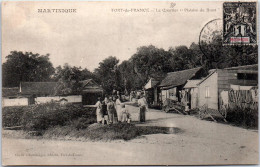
[197,64,258,110]
[158,67,203,103]
[183,79,202,109]
[80,79,103,105]
[144,76,165,107]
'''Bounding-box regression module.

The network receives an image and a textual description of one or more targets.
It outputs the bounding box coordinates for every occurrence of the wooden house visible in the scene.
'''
[158,67,203,103]
[80,79,103,105]
[183,79,202,109]
[144,76,164,106]
[197,64,258,110]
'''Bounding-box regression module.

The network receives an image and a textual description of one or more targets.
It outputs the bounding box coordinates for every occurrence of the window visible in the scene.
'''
[205,86,210,98]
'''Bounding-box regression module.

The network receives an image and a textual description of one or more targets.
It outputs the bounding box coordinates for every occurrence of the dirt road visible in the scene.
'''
[2,105,259,165]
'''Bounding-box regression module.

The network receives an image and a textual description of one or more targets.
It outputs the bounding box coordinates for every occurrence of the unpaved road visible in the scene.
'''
[2,105,259,165]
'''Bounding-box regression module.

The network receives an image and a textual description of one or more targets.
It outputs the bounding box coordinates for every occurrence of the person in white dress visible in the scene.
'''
[95,97,103,123]
[115,96,122,122]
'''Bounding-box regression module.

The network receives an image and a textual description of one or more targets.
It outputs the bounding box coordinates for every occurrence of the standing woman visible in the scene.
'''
[95,97,103,123]
[115,96,122,122]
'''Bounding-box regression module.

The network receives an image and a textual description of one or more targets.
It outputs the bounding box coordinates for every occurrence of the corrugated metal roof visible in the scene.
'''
[159,67,201,88]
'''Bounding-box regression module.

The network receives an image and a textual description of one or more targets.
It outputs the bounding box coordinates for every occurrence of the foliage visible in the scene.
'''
[43,123,183,141]
[94,56,121,94]
[226,107,258,128]
[2,51,55,87]
[21,103,96,131]
[3,39,257,94]
[116,41,257,91]
[53,64,98,95]
[54,64,83,95]
[71,117,97,130]
[2,106,33,127]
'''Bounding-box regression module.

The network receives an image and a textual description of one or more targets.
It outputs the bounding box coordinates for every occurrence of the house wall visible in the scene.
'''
[218,69,235,92]
[218,69,258,91]
[161,87,178,102]
[35,95,82,104]
[2,98,29,107]
[154,88,158,105]
[144,79,152,90]
[161,90,168,102]
[190,87,199,109]
[217,69,258,109]
[82,93,102,105]
[198,72,218,110]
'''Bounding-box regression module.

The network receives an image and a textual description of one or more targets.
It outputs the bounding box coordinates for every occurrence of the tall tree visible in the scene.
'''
[2,51,55,87]
[94,56,120,94]
[130,45,173,87]
[54,64,83,95]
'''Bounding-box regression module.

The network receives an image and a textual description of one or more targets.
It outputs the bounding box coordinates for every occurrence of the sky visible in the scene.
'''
[2,1,222,71]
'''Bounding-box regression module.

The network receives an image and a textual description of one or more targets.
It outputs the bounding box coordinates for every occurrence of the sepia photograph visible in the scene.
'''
[1,1,259,165]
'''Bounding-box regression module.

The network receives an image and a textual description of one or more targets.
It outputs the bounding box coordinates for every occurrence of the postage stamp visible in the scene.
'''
[223,2,257,45]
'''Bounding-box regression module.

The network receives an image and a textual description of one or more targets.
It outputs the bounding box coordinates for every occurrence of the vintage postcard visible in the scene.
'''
[2,1,259,165]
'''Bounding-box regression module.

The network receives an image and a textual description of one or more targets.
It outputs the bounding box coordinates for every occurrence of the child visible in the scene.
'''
[185,102,190,115]
[121,104,130,123]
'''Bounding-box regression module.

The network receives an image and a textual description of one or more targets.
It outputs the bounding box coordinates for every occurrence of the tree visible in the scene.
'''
[130,45,173,88]
[2,51,55,87]
[94,56,121,94]
[118,60,137,92]
[54,64,83,95]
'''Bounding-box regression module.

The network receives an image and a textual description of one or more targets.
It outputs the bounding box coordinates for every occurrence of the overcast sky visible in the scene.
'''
[2,1,222,71]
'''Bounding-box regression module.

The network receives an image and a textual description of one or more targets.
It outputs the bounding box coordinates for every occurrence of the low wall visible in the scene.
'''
[2,98,29,107]
[35,95,82,103]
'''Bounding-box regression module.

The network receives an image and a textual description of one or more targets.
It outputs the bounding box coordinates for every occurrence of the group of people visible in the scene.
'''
[95,93,149,124]
[95,95,130,124]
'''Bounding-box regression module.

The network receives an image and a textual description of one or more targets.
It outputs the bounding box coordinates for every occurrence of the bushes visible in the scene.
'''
[21,102,96,131]
[2,106,33,127]
[71,117,96,130]
[226,107,258,128]
[2,102,96,130]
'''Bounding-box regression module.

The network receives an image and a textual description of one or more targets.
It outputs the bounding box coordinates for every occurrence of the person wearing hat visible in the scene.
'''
[137,93,148,122]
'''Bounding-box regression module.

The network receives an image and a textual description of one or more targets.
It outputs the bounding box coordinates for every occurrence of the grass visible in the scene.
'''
[189,107,258,129]
[3,121,183,141]
[42,123,183,141]
[3,103,184,141]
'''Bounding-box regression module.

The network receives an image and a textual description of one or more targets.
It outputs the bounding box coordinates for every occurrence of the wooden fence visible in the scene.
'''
[220,89,258,110]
